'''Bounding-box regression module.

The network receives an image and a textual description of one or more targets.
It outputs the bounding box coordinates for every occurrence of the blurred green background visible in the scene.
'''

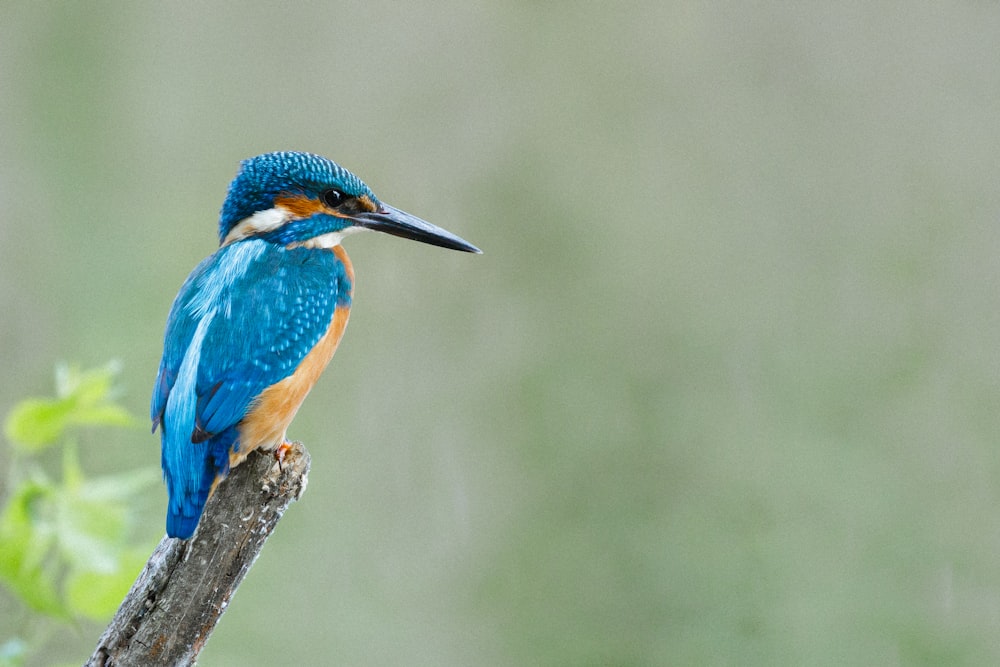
[3,2,1000,665]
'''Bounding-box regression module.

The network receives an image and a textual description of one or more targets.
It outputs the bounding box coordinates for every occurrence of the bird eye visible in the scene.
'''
[321,188,347,208]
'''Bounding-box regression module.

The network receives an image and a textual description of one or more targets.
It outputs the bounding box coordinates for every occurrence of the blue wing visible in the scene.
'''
[151,239,352,537]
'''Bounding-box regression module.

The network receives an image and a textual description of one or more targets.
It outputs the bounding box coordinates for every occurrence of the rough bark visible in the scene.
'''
[85,442,311,667]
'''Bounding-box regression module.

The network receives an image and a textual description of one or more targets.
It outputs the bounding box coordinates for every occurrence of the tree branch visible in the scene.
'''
[86,442,311,667]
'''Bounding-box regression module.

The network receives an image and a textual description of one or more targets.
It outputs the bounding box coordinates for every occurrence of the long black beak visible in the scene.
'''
[355,204,482,253]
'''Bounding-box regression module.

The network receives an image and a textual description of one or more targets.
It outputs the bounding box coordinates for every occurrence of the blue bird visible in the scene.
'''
[151,151,480,539]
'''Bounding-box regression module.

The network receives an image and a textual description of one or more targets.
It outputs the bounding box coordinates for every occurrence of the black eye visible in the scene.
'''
[321,188,347,208]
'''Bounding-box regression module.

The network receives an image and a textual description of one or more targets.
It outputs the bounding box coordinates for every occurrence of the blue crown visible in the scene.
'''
[218,152,374,243]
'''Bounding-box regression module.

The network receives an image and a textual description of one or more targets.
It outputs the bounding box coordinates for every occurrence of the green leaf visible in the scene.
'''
[0,480,67,618]
[1,361,154,626]
[3,362,139,451]
[55,361,119,402]
[3,399,74,452]
[57,362,139,429]
[71,403,137,429]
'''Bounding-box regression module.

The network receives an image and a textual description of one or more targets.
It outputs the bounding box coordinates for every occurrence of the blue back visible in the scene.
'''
[151,239,352,537]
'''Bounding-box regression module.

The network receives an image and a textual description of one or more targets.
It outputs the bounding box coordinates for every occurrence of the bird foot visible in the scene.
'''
[274,441,292,471]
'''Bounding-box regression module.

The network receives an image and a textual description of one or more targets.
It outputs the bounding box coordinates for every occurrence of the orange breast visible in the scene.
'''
[230,245,354,468]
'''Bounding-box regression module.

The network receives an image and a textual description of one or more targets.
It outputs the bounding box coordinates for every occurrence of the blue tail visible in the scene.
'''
[164,454,214,539]
[162,431,234,539]
[166,498,207,539]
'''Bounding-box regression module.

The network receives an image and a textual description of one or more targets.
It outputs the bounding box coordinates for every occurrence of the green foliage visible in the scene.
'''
[4,363,134,452]
[0,363,158,662]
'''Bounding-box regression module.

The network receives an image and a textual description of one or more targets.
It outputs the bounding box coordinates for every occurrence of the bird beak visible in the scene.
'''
[354,204,482,253]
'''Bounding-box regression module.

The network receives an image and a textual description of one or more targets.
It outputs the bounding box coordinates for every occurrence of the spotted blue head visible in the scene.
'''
[217,151,480,253]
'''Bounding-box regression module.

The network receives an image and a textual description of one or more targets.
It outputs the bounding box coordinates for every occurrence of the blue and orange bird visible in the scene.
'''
[151,151,480,539]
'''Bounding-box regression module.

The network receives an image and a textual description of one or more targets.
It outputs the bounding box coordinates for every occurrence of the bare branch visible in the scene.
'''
[86,442,311,667]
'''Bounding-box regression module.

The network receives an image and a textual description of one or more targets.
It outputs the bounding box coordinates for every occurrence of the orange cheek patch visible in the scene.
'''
[275,194,343,219]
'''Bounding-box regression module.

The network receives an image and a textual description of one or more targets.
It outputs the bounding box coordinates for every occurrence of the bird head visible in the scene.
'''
[217,151,480,253]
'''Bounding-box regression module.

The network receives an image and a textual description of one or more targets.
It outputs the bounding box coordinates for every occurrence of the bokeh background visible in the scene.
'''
[3,2,1000,665]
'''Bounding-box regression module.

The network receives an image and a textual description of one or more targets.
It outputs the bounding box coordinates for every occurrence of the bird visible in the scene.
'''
[150,151,480,539]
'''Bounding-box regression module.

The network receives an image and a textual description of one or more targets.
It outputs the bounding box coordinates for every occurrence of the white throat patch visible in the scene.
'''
[291,225,368,249]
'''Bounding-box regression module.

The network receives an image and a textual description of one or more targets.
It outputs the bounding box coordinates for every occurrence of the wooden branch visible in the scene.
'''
[86,442,311,667]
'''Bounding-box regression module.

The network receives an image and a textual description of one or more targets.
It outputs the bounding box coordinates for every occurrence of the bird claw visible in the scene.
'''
[274,441,292,472]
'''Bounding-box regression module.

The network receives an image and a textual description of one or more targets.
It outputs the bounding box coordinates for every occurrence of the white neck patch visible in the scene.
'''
[222,207,290,246]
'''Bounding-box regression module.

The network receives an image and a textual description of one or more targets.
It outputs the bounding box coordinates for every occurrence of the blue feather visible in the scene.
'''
[152,239,351,538]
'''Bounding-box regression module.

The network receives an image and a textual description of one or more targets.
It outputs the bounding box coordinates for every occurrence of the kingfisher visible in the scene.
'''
[150,151,480,539]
